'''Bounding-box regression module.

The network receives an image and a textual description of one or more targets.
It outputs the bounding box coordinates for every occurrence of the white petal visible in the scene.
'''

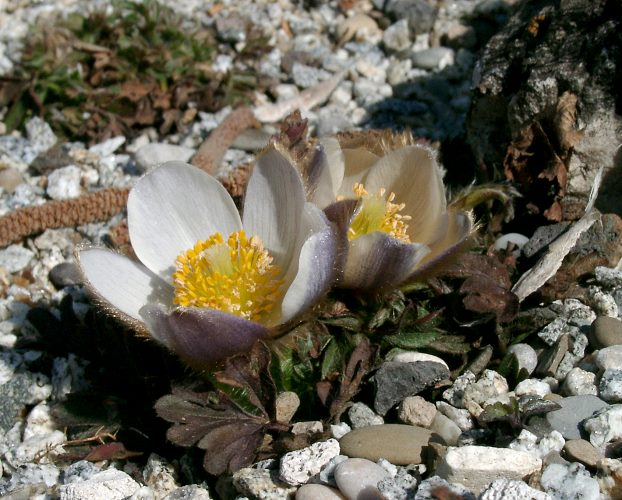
[280,205,336,323]
[128,161,242,282]
[242,148,306,270]
[308,138,344,209]
[77,247,173,321]
[342,232,429,291]
[364,145,447,244]
[337,147,380,197]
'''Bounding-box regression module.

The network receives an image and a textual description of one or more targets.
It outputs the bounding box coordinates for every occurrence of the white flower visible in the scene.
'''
[301,136,473,291]
[77,149,337,368]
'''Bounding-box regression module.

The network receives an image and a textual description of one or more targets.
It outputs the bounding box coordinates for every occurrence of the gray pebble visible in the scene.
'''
[590,316,622,348]
[49,262,83,288]
[545,395,609,440]
[599,369,622,403]
[410,47,454,70]
[563,439,602,469]
[296,483,345,500]
[334,458,389,500]
[507,343,538,375]
[348,402,384,428]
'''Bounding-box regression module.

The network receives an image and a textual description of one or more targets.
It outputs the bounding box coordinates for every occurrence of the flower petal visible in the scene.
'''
[308,138,345,209]
[242,148,306,270]
[363,145,447,244]
[141,304,268,369]
[342,232,430,291]
[77,247,173,322]
[279,204,337,324]
[409,210,474,280]
[128,161,242,282]
[323,199,359,283]
[337,147,380,197]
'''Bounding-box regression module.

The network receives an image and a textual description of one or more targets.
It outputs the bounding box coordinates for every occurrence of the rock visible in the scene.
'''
[595,266,622,289]
[479,478,551,500]
[410,47,454,70]
[583,404,622,450]
[279,439,340,486]
[292,63,331,89]
[275,391,300,424]
[291,421,323,435]
[373,361,450,415]
[59,468,141,500]
[336,14,381,45]
[587,287,618,318]
[0,167,24,192]
[397,396,436,427]
[442,371,476,408]
[535,334,570,379]
[385,0,437,35]
[463,369,509,407]
[540,463,600,500]
[232,468,296,499]
[382,19,411,52]
[232,128,273,152]
[436,446,542,495]
[515,379,551,398]
[339,424,432,465]
[46,165,82,200]
[296,484,345,500]
[0,244,34,273]
[0,372,52,432]
[591,316,622,349]
[63,460,101,484]
[599,369,622,403]
[509,429,565,460]
[163,485,212,499]
[377,465,421,500]
[561,367,597,396]
[348,402,384,428]
[0,463,60,496]
[318,455,348,487]
[392,352,449,370]
[49,262,83,288]
[414,476,475,500]
[134,143,195,172]
[142,454,178,498]
[563,439,602,469]
[429,412,461,446]
[545,395,609,440]
[507,343,538,375]
[331,422,351,440]
[25,117,57,154]
[435,402,473,432]
[334,458,389,500]
[595,345,622,371]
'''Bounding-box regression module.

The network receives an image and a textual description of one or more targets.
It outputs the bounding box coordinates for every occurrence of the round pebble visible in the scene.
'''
[494,233,530,256]
[564,439,603,469]
[334,458,389,500]
[507,343,538,375]
[296,483,346,500]
[48,262,83,288]
[590,316,622,349]
[595,345,622,371]
[339,424,432,465]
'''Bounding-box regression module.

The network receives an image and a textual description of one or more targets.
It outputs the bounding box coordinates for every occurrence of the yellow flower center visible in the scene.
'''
[172,230,284,321]
[348,183,411,243]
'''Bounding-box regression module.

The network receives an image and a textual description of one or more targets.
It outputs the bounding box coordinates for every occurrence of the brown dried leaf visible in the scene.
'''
[84,442,142,461]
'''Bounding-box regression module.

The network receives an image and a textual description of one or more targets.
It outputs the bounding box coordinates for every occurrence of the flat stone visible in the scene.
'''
[398,396,436,427]
[479,478,550,500]
[232,468,296,499]
[563,439,602,469]
[296,484,345,500]
[279,439,340,486]
[373,361,449,415]
[59,469,141,500]
[429,412,461,446]
[545,395,609,440]
[275,391,300,424]
[334,458,389,500]
[339,424,432,465]
[436,446,542,495]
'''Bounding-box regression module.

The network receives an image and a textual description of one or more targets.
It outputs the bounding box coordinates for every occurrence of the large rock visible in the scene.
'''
[467,0,622,219]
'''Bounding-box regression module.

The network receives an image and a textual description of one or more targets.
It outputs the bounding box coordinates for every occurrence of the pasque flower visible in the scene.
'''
[297,134,473,291]
[78,149,337,369]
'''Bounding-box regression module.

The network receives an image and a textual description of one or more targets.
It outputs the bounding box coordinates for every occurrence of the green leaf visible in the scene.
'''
[384,330,437,350]
[428,335,471,355]
[321,338,342,379]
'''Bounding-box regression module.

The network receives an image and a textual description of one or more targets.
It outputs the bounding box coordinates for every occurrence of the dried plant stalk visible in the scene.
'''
[0,187,129,247]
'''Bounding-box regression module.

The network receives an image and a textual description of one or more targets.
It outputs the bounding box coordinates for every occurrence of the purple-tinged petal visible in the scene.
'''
[141,304,268,370]
[408,210,474,281]
[342,232,430,292]
[242,148,306,271]
[323,198,358,282]
[307,138,344,209]
[280,205,338,323]
[77,247,173,322]
[128,161,241,282]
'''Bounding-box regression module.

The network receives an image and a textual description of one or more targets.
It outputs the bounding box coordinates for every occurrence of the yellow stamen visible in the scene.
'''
[348,182,411,242]
[172,230,283,321]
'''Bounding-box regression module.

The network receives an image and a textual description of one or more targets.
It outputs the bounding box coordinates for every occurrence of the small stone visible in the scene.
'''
[163,485,212,499]
[436,446,542,495]
[0,244,34,273]
[540,463,600,500]
[590,316,622,348]
[561,367,598,396]
[331,422,351,440]
[546,395,609,440]
[348,402,384,428]
[463,369,509,407]
[26,117,57,154]
[587,287,618,318]
[410,48,454,70]
[385,0,437,35]
[134,143,195,172]
[296,483,345,500]
[292,63,331,89]
[291,421,323,435]
[479,478,550,500]
[339,424,432,465]
[595,345,622,371]
[397,396,436,427]
[494,233,530,257]
[507,344,538,375]
[382,19,411,52]
[0,167,24,192]
[232,468,296,499]
[6,430,66,468]
[275,391,300,424]
[0,463,60,496]
[509,429,565,459]
[515,379,551,398]
[442,371,476,408]
[63,460,101,484]
[563,439,602,469]
[232,128,273,152]
[334,458,389,500]
[595,266,622,288]
[46,165,82,200]
[49,262,83,288]
[373,361,449,415]
[435,402,473,432]
[599,369,622,402]
[429,412,461,446]
[414,476,475,500]
[59,468,141,500]
[535,334,570,378]
[336,14,381,45]
[143,454,178,498]
[392,351,449,370]
[279,439,340,485]
[584,404,622,449]
[377,465,421,500]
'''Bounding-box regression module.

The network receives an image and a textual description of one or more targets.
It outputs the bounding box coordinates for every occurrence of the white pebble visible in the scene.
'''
[334,458,390,500]
[279,439,340,486]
